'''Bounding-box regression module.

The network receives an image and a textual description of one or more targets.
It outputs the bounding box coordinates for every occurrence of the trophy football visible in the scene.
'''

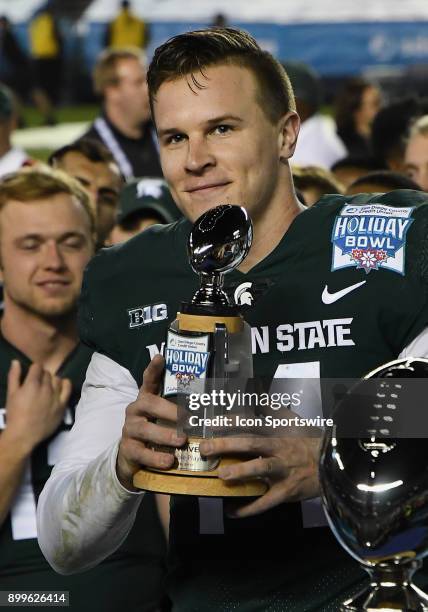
[319,358,428,611]
[134,205,267,497]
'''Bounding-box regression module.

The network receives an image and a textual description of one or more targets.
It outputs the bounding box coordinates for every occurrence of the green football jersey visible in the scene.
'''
[0,335,168,612]
[79,190,428,611]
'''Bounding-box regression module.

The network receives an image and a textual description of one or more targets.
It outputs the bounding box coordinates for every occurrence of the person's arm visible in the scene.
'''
[37,352,168,573]
[38,353,184,574]
[0,361,70,527]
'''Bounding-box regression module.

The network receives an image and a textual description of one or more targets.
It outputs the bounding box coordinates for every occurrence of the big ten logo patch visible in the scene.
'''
[128,303,168,328]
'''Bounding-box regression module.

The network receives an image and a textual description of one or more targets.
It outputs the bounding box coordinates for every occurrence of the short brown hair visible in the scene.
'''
[147,27,295,124]
[292,165,344,195]
[93,47,145,95]
[0,167,95,237]
[48,138,116,167]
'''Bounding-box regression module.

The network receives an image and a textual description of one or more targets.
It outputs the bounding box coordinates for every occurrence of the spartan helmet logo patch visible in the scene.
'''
[226,278,273,309]
[234,282,254,306]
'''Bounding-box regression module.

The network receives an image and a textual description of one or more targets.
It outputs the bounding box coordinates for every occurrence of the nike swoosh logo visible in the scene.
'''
[322,280,366,304]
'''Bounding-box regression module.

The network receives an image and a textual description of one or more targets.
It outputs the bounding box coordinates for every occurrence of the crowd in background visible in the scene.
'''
[1,3,428,611]
[1,2,428,230]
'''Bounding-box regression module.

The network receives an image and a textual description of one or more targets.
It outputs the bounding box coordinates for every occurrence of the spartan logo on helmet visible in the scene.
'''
[234,281,254,306]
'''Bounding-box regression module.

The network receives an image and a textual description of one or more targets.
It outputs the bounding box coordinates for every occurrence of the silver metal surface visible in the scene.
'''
[187,205,253,308]
[319,358,428,611]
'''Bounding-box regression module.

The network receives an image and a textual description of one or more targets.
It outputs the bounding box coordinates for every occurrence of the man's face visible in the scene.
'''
[404,133,428,191]
[154,64,297,223]
[0,194,93,319]
[58,151,122,244]
[111,57,150,125]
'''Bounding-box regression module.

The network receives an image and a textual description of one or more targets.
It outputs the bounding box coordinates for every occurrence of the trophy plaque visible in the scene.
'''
[134,205,267,497]
[319,357,428,611]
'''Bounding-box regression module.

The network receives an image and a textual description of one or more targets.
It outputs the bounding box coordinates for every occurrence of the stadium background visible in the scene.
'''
[1,0,428,158]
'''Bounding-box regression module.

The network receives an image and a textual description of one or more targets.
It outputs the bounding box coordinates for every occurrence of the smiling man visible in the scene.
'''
[38,29,428,610]
[0,168,94,601]
[0,168,168,611]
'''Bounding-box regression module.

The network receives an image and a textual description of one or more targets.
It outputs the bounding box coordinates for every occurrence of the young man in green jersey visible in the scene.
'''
[39,29,428,610]
[0,169,168,611]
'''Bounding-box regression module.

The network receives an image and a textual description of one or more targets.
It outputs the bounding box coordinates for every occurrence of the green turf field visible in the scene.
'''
[22,104,99,128]
[18,105,99,162]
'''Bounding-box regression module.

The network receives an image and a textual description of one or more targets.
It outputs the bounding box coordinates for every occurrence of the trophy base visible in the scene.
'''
[342,561,428,612]
[133,457,267,497]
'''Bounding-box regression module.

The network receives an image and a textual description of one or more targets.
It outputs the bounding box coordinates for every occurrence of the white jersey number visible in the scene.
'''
[273,361,327,528]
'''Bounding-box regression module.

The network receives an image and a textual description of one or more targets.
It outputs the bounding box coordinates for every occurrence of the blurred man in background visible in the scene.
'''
[81,48,161,180]
[0,85,31,178]
[106,1,150,51]
[404,115,428,191]
[0,15,59,127]
[0,16,33,123]
[107,177,181,245]
[28,7,62,126]
[49,139,123,247]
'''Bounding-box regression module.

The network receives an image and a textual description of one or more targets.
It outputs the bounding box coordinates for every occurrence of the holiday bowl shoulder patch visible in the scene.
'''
[331,204,414,275]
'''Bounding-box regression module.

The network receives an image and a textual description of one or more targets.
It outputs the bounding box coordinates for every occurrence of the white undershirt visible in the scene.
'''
[37,330,428,573]
[37,353,142,574]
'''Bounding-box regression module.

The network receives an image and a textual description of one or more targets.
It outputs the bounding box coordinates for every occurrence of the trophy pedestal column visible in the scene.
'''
[342,561,428,611]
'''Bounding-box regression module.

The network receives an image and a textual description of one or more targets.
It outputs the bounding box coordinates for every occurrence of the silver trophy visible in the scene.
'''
[187,204,253,309]
[319,358,428,611]
[134,205,266,496]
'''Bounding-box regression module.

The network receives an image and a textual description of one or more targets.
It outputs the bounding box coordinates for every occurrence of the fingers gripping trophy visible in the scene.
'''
[134,205,267,497]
